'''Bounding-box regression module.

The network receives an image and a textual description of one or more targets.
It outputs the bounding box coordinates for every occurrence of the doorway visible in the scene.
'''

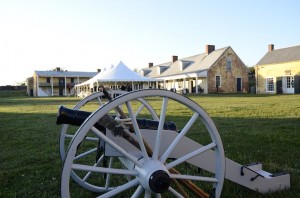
[59,88,63,96]
[237,78,242,92]
[282,76,294,93]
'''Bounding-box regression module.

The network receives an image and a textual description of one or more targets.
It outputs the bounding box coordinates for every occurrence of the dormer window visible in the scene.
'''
[179,60,192,71]
[140,70,145,76]
[226,57,232,71]
[157,67,161,75]
[156,66,169,75]
[179,61,183,71]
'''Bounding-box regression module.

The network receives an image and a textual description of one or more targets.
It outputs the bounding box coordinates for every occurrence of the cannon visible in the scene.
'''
[58,89,290,198]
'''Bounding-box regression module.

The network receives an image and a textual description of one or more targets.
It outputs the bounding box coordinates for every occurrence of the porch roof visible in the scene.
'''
[155,70,207,81]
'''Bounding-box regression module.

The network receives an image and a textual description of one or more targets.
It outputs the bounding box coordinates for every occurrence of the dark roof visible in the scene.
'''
[34,70,98,77]
[256,45,300,65]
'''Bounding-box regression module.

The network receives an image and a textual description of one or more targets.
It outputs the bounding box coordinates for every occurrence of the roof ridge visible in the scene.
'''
[180,46,230,60]
[272,44,300,51]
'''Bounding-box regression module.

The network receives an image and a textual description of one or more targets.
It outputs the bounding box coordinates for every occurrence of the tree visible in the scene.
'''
[248,66,255,74]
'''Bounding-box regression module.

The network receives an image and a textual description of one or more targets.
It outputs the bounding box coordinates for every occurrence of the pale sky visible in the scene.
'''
[0,0,299,85]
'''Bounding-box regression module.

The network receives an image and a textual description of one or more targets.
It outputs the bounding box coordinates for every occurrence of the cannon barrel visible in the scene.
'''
[56,105,106,132]
[56,105,177,131]
[57,105,91,126]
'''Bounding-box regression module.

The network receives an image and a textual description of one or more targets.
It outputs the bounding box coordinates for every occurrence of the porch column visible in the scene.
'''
[64,77,67,96]
[36,76,39,96]
[51,76,54,96]
[164,80,166,89]
[195,77,198,94]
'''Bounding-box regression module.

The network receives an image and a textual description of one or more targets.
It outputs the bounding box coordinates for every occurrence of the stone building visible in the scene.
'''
[140,45,249,94]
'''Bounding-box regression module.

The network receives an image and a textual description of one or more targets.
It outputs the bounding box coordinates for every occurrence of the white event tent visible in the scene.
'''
[75,61,161,97]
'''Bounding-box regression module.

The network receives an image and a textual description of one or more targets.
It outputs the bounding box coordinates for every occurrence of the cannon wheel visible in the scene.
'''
[60,90,159,161]
[59,90,159,192]
[61,89,225,197]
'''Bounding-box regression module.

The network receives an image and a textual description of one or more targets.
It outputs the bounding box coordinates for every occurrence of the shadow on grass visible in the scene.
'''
[0,96,81,107]
[187,93,286,98]
[0,111,299,197]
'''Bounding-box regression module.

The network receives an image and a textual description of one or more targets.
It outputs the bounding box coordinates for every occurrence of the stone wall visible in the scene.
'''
[207,48,249,93]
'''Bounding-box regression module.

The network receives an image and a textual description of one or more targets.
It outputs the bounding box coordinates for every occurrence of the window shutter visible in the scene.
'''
[276,77,282,94]
[294,75,300,94]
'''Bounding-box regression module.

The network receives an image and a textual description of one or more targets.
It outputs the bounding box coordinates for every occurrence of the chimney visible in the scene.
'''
[148,62,153,68]
[56,67,60,71]
[268,44,274,52]
[205,45,215,54]
[97,69,101,73]
[172,55,178,63]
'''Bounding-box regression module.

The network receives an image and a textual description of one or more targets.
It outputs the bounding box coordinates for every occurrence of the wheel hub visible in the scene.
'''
[149,170,171,193]
[135,159,171,193]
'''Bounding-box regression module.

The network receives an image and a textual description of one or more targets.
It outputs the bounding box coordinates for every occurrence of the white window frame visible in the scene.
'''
[266,77,275,92]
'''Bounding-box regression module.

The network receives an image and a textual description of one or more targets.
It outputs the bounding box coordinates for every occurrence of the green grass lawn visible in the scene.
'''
[0,90,299,197]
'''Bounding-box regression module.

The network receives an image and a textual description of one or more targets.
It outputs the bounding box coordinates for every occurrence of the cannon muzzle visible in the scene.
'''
[56,105,92,126]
